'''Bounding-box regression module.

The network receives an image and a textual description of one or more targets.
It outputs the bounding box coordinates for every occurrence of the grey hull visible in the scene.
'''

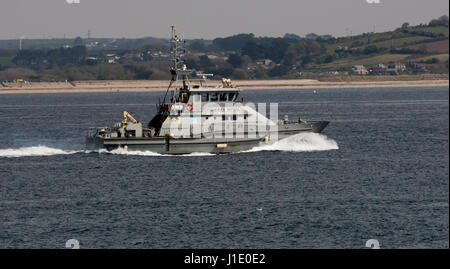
[86,120,329,155]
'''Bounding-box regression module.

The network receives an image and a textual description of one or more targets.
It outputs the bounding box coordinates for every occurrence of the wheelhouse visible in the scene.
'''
[189,88,240,103]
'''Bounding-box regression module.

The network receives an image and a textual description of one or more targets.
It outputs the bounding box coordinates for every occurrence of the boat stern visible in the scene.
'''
[85,132,105,151]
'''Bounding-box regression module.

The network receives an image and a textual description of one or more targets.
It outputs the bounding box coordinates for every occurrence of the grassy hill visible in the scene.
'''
[310,24,448,73]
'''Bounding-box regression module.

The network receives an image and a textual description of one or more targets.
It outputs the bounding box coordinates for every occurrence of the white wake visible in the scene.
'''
[246,133,339,153]
[1,133,338,158]
[103,148,215,157]
[0,146,81,158]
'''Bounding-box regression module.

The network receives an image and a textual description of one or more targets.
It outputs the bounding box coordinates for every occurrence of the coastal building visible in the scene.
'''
[106,54,120,64]
[85,41,99,49]
[351,65,369,75]
[370,63,387,75]
[207,54,228,61]
[335,46,349,52]
[386,63,406,74]
[368,62,408,75]
[255,59,273,66]
[86,57,99,65]
[409,62,428,73]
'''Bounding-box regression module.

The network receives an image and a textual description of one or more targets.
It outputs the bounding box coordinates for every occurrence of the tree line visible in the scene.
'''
[13,46,87,66]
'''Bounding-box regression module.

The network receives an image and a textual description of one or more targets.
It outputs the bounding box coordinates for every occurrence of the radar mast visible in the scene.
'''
[162,25,191,104]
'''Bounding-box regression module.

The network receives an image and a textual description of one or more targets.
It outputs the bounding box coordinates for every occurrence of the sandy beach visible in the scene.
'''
[0,79,448,94]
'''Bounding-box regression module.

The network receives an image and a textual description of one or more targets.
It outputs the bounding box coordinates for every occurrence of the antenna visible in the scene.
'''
[170,25,188,68]
[163,25,180,104]
[19,36,26,50]
[170,25,178,70]
[163,25,191,104]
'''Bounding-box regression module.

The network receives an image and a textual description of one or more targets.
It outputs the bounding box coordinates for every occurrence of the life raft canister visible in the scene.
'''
[186,103,193,111]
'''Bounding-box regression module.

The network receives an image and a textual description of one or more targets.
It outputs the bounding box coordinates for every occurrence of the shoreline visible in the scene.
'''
[0,79,448,94]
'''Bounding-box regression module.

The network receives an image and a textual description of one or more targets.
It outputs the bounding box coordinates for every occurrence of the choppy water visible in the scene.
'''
[0,87,448,248]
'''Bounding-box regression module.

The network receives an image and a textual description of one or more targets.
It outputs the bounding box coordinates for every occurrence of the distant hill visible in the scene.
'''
[0,15,448,81]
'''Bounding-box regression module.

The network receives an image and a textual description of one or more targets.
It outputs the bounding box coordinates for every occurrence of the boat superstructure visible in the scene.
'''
[86,26,329,154]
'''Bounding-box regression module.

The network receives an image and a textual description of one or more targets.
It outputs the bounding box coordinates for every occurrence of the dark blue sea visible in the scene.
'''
[0,86,448,249]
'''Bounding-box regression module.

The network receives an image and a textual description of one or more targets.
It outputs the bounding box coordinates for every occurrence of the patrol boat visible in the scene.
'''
[86,26,329,154]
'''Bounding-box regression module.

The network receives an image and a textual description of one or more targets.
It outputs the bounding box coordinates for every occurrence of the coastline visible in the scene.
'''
[0,79,448,94]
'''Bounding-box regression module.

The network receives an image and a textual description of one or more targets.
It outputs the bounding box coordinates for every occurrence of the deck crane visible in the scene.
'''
[121,111,139,128]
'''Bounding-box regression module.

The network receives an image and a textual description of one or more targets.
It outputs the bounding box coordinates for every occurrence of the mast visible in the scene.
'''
[163,25,188,104]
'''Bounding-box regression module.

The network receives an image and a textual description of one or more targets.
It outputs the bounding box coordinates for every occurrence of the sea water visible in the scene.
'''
[0,87,448,248]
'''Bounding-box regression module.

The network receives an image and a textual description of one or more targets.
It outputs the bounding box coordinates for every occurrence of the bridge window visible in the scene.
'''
[229,92,238,101]
[219,92,228,101]
[210,93,218,102]
[201,93,209,102]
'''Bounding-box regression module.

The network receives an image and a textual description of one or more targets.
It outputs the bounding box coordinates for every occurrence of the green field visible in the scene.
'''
[364,36,431,49]
[413,26,449,36]
[325,24,448,52]
[313,53,410,70]
[412,53,449,62]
